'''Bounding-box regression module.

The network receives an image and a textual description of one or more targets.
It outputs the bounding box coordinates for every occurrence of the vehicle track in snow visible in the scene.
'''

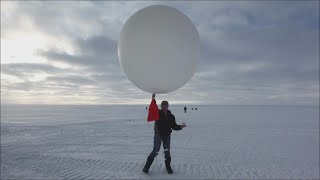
[3,152,318,179]
[1,153,236,179]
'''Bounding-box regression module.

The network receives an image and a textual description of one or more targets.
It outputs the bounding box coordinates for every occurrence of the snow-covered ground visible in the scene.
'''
[1,104,319,179]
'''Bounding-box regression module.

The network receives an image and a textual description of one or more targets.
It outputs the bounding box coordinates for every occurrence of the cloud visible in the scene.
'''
[75,36,117,56]
[37,35,118,69]
[46,75,96,85]
[1,1,319,105]
[194,2,319,103]
[1,63,66,79]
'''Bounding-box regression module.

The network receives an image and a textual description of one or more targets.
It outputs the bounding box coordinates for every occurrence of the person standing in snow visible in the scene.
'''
[143,93,187,174]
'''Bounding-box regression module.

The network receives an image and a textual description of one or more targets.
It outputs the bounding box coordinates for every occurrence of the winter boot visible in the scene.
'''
[142,157,154,174]
[165,158,173,174]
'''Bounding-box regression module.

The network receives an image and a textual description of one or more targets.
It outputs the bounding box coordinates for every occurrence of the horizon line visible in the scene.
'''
[1,103,319,107]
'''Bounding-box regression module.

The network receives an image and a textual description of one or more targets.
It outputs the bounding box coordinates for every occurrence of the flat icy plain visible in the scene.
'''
[1,105,319,179]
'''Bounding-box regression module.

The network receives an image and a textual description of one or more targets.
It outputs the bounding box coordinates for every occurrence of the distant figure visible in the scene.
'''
[143,93,187,174]
[195,108,197,110]
[146,106,148,110]
[191,108,193,110]
[184,106,187,113]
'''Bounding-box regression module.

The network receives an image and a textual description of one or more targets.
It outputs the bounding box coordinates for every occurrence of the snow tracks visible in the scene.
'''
[2,153,224,179]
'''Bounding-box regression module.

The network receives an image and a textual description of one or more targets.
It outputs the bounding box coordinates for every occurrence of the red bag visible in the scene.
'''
[147,99,159,122]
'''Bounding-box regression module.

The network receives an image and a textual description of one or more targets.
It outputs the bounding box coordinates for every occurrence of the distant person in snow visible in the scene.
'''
[184,106,187,113]
[143,93,187,174]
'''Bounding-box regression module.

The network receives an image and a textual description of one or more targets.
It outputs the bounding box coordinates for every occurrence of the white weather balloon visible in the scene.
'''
[118,5,200,94]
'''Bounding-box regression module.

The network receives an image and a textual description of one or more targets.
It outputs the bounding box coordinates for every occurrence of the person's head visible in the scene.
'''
[161,100,169,110]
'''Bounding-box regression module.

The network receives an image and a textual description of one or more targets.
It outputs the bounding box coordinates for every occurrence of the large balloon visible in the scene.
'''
[118,5,200,94]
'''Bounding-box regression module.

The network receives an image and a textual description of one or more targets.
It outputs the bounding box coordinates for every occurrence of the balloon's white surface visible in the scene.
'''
[118,5,200,94]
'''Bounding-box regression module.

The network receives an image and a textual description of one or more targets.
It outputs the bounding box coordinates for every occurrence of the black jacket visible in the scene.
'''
[154,109,182,136]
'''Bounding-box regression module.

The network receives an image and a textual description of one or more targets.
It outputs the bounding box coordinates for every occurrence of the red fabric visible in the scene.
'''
[147,99,159,122]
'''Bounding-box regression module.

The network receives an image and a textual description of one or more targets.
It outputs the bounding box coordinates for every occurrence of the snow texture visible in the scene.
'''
[1,105,319,179]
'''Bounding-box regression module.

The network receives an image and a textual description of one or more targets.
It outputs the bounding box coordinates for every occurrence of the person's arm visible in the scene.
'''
[171,114,186,130]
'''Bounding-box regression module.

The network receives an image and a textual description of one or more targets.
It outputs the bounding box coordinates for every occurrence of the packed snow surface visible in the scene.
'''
[1,105,319,179]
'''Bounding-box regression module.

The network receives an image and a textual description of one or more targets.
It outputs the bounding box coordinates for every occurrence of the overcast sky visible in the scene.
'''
[1,1,319,105]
